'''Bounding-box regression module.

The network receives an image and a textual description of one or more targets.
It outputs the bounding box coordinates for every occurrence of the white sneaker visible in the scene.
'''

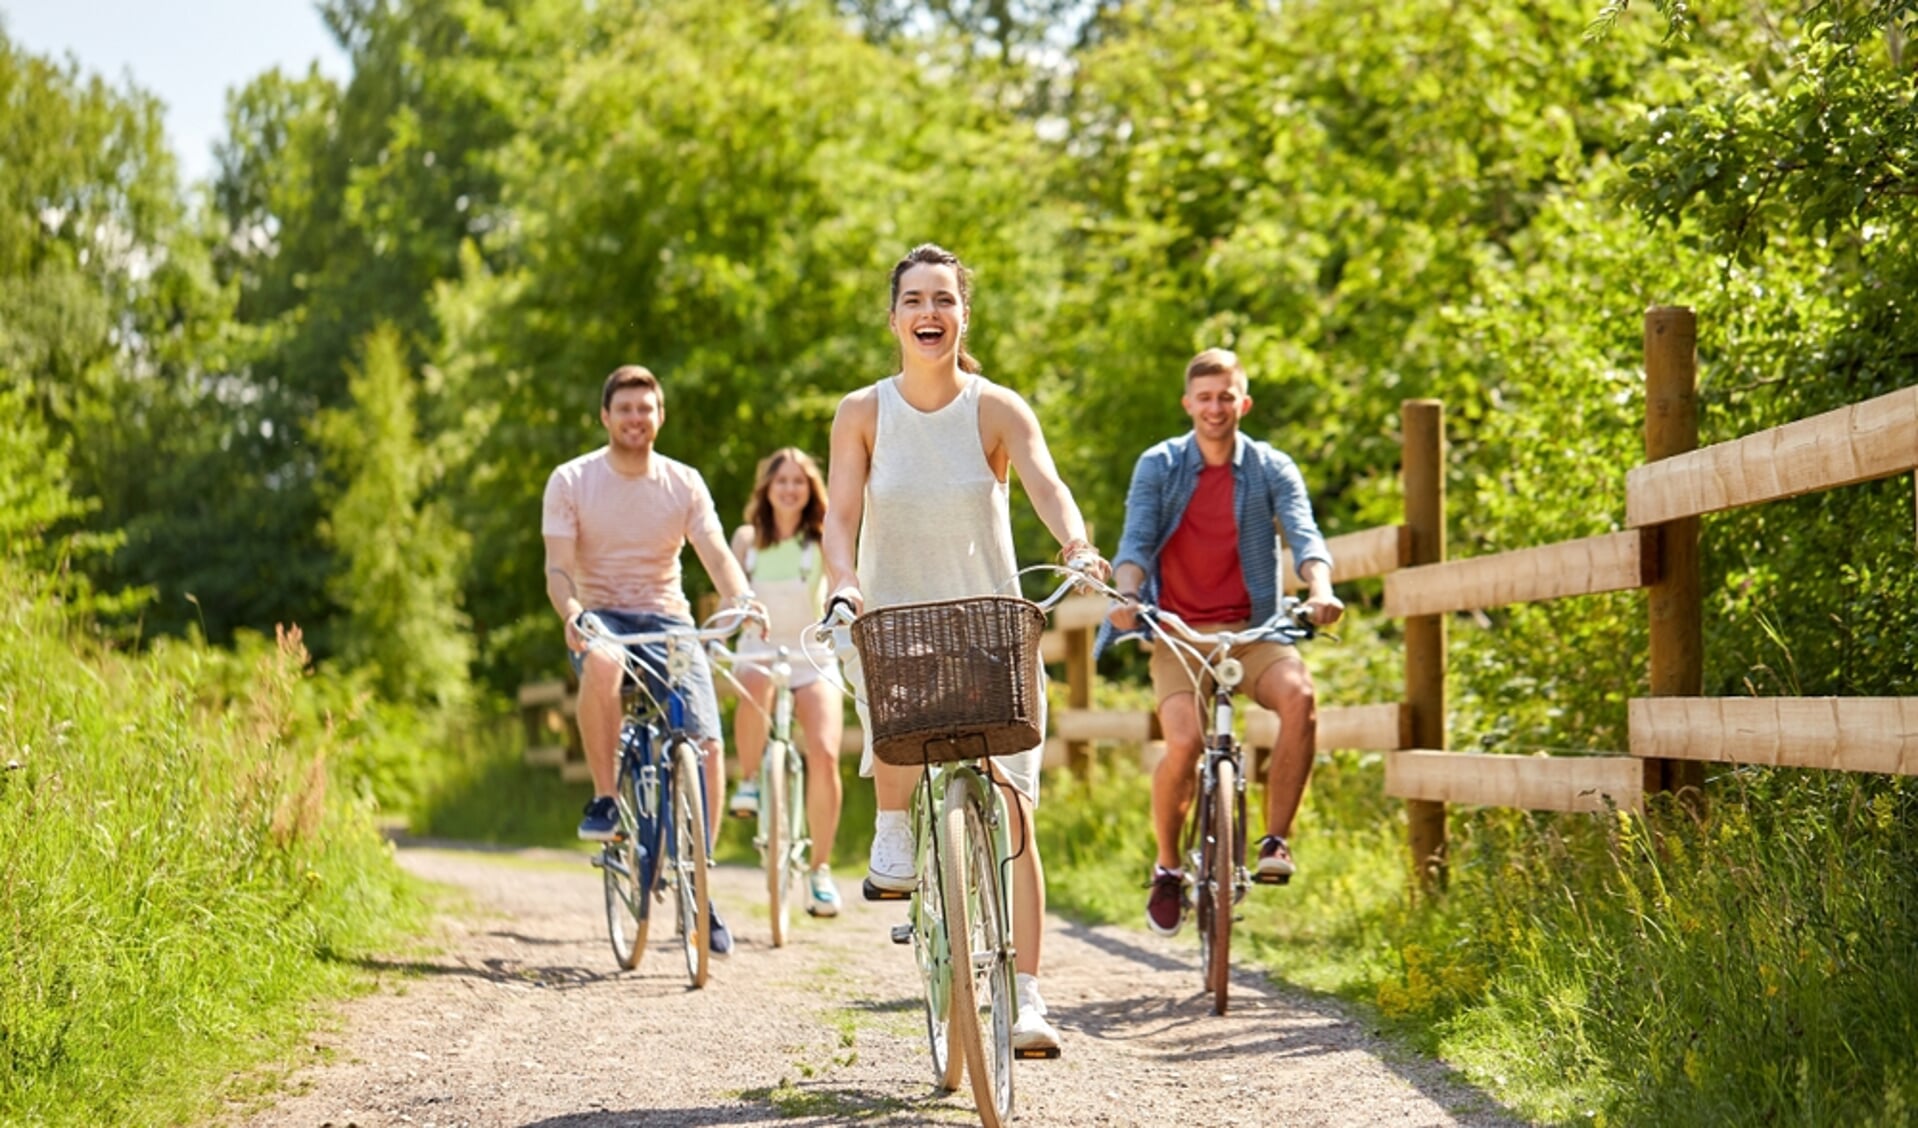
[1011,973,1061,1055]
[866,813,916,892]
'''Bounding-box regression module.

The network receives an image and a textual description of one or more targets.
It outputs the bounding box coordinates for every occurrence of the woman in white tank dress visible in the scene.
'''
[820,244,1110,1057]
[726,447,845,918]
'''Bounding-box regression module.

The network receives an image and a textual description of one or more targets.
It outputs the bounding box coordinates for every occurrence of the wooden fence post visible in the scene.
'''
[1065,624,1094,780]
[1644,307,1706,804]
[1403,399,1448,892]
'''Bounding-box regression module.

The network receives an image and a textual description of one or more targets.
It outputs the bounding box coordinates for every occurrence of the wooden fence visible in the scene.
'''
[520,307,1918,886]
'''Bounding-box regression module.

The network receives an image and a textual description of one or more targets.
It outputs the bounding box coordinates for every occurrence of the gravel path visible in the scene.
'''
[241,840,1524,1127]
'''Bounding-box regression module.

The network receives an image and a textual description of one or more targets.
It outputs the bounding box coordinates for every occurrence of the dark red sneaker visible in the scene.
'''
[1145,867,1185,936]
[1255,835,1296,884]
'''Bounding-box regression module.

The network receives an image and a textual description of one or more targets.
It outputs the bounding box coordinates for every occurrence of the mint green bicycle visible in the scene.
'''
[818,567,1089,1128]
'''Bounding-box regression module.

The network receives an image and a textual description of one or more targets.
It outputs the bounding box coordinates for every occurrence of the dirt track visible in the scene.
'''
[240,841,1524,1126]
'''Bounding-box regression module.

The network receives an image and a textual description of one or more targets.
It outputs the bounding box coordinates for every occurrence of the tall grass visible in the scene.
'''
[1040,742,1918,1125]
[0,565,419,1124]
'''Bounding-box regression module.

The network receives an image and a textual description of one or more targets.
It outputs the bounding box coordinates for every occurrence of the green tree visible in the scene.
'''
[314,325,474,705]
[0,27,232,626]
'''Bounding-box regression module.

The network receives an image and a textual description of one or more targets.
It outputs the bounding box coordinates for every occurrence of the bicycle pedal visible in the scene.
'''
[1251,872,1292,886]
[589,854,605,869]
[1014,1046,1062,1060]
[862,878,911,902]
[889,923,913,945]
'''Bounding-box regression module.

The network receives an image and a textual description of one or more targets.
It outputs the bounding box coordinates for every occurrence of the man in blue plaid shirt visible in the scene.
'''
[1101,348,1344,937]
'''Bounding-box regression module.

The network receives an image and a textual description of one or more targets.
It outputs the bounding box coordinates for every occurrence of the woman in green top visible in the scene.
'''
[727,447,845,917]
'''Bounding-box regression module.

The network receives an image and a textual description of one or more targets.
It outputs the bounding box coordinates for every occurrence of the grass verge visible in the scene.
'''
[0,565,422,1125]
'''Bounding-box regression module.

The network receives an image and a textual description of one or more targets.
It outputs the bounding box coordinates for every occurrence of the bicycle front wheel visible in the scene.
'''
[909,793,960,1092]
[763,739,791,947]
[604,741,653,969]
[941,773,1013,1128]
[1202,756,1238,1015]
[669,739,711,987]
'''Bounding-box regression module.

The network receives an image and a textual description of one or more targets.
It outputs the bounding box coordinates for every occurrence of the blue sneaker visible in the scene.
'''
[807,866,842,918]
[577,795,618,841]
[708,905,734,957]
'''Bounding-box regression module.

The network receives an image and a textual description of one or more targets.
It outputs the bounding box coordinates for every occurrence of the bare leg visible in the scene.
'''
[795,679,843,866]
[997,779,1045,977]
[1150,692,1205,871]
[873,758,923,812]
[1256,659,1317,839]
[731,667,772,782]
[577,649,626,797]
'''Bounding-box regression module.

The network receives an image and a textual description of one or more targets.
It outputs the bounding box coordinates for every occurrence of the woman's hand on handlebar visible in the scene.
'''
[1062,545,1112,586]
[824,585,864,621]
[811,587,862,648]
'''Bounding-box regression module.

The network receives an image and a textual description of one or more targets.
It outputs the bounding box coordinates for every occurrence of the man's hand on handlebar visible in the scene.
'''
[568,609,608,655]
[1301,592,1344,627]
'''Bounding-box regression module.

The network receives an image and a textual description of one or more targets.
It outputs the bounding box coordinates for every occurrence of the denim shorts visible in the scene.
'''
[569,609,723,743]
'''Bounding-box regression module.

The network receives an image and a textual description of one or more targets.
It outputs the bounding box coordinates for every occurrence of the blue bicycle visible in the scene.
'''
[575,608,757,985]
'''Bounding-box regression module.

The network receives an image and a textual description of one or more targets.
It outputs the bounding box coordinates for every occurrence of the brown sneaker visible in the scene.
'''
[1255,835,1296,884]
[1145,867,1185,936]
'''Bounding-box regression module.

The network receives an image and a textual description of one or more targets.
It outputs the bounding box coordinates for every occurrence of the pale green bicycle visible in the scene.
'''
[708,639,812,947]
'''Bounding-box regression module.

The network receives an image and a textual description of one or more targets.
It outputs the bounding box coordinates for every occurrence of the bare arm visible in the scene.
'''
[1296,558,1344,626]
[544,534,586,650]
[981,386,1105,573]
[690,519,757,607]
[821,388,876,610]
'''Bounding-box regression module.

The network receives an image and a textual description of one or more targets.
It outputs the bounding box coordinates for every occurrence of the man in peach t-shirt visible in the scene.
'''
[542,364,760,957]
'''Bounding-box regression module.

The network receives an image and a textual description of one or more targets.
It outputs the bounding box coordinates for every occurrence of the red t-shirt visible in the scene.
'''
[1159,463,1251,623]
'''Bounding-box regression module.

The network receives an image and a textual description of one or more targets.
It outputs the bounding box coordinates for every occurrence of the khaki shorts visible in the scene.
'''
[1148,619,1301,706]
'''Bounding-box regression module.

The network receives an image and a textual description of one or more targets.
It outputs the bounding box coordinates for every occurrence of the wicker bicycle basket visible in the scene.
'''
[850,595,1047,766]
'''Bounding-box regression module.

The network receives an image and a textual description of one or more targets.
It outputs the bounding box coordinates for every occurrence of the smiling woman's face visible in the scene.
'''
[888,261,966,367]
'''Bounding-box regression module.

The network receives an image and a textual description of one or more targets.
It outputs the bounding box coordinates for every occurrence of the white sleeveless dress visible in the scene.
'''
[845,373,1044,803]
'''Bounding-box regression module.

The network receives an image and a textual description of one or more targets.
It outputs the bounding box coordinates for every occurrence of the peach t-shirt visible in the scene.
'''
[541,448,722,619]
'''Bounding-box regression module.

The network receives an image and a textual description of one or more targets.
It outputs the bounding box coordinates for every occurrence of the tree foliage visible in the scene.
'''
[315,325,474,705]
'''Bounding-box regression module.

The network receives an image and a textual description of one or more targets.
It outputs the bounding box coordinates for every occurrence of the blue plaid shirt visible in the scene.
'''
[1095,431,1332,658]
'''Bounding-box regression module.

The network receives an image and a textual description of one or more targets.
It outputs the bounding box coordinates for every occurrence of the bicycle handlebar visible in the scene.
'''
[574,604,766,650]
[1136,600,1318,651]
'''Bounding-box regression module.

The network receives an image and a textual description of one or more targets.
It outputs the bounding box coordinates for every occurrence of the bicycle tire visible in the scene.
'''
[965,779,1016,1124]
[1204,756,1238,1015]
[910,789,961,1092]
[670,739,711,988]
[940,774,1007,1128]
[785,740,812,918]
[604,744,651,969]
[763,738,791,947]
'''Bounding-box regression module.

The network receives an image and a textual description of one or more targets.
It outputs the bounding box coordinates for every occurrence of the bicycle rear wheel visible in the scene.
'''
[762,738,792,947]
[669,739,711,987]
[603,744,653,969]
[940,774,1012,1128]
[1202,757,1238,1015]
